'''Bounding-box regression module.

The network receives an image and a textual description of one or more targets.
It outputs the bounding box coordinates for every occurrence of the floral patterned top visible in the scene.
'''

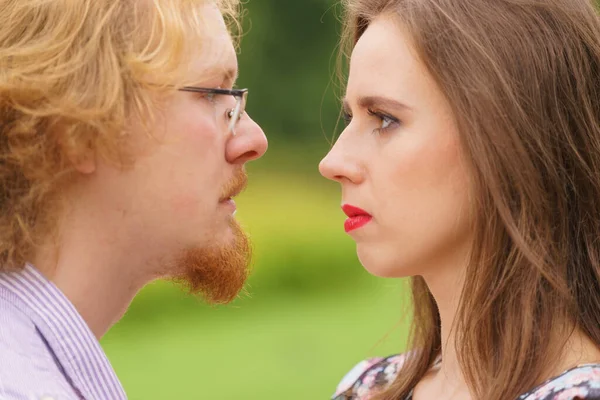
[332,354,600,400]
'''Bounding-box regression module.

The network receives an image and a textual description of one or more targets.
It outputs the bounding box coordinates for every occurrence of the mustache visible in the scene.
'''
[220,168,248,201]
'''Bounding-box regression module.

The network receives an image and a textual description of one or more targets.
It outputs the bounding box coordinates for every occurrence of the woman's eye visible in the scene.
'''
[342,110,353,125]
[380,115,395,129]
[367,109,400,134]
[204,92,216,102]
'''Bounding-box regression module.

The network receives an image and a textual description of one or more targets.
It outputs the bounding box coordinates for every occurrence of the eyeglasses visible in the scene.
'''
[178,87,248,135]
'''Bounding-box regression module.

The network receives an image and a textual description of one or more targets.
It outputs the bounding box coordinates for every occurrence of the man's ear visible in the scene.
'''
[56,131,97,175]
[50,118,99,174]
[69,147,96,174]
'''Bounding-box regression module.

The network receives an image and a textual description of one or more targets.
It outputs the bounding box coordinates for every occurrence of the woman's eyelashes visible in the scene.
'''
[342,110,353,125]
[367,109,400,134]
[341,108,400,134]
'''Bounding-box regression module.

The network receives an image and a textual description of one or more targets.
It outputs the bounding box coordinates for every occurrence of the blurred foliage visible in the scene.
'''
[120,173,371,322]
[103,282,409,400]
[101,2,411,399]
[104,173,411,399]
[103,0,600,398]
[237,0,343,147]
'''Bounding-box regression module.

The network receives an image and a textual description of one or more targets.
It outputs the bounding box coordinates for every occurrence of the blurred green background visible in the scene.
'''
[100,1,410,398]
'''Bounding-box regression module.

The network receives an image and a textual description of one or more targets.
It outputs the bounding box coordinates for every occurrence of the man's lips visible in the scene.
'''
[219,195,236,203]
[219,186,244,203]
[218,170,247,214]
[341,204,372,233]
[219,197,237,214]
[219,169,248,203]
[219,189,242,214]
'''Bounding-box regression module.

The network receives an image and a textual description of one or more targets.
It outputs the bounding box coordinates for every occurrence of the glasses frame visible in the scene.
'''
[178,86,248,135]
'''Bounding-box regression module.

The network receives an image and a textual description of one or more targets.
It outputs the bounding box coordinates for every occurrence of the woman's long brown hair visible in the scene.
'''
[338,0,600,399]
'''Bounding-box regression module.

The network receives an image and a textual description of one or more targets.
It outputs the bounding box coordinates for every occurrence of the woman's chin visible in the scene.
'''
[358,250,401,278]
[357,243,423,278]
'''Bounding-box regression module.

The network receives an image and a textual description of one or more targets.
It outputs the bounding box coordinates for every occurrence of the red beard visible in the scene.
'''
[173,218,252,304]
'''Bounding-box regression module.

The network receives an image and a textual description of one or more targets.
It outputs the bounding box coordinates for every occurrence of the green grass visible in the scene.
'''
[102,282,410,400]
[100,159,413,399]
[230,165,371,294]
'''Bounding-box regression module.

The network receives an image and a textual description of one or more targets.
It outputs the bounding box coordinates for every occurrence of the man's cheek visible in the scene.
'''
[170,191,205,218]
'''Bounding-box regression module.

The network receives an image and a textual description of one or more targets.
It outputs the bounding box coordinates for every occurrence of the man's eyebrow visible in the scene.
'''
[196,67,239,86]
[223,68,239,85]
[343,95,412,111]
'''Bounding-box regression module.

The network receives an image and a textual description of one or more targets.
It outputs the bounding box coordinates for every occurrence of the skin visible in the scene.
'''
[33,3,268,339]
[320,15,600,399]
[320,15,473,282]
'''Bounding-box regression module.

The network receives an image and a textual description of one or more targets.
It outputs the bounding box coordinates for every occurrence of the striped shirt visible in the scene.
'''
[0,264,127,399]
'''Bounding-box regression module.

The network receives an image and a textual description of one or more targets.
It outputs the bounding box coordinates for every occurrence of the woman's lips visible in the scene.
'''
[341,204,373,233]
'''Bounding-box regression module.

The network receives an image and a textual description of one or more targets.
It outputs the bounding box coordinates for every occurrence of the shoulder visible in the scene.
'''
[332,354,409,400]
[519,364,600,400]
[0,295,44,357]
[0,297,77,399]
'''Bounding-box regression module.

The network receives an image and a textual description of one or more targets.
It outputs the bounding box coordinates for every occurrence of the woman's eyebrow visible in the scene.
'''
[356,95,412,111]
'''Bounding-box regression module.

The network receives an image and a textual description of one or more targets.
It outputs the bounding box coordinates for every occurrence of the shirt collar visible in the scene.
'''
[0,264,127,399]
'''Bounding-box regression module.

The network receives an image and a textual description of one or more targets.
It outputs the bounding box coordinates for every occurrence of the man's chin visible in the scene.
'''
[171,220,252,304]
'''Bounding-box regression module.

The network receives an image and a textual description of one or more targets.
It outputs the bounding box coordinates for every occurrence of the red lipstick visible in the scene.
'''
[341,204,372,233]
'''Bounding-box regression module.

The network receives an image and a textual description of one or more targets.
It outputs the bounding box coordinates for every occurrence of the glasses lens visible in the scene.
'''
[228,92,246,133]
[242,91,248,114]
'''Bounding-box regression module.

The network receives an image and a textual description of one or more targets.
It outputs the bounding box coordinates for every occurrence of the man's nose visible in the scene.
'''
[225,114,268,164]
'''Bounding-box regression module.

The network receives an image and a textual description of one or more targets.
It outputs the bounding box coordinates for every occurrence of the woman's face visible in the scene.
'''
[319,15,474,278]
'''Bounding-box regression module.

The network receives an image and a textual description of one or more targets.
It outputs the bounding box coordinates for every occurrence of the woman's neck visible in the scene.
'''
[413,263,469,399]
[418,265,600,400]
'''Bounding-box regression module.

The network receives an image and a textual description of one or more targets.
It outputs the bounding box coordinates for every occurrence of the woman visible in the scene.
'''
[319,0,600,399]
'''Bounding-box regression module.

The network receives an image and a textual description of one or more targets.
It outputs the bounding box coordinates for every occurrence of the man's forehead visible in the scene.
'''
[180,1,238,85]
[186,34,238,85]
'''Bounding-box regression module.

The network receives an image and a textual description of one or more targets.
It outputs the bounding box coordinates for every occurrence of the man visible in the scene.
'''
[0,0,267,398]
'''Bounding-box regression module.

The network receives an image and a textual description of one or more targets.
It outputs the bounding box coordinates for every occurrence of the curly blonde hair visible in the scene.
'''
[0,0,240,270]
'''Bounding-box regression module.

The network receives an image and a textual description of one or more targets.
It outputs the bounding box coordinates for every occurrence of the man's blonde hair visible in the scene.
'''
[0,0,240,270]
